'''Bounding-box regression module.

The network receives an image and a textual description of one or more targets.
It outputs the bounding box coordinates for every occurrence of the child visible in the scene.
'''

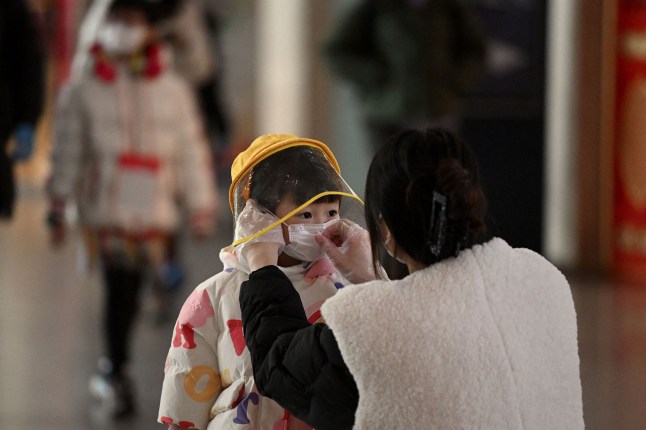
[47,0,217,419]
[158,134,365,430]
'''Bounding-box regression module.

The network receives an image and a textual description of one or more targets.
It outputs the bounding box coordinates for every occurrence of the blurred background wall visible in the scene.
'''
[14,0,623,277]
[247,0,635,286]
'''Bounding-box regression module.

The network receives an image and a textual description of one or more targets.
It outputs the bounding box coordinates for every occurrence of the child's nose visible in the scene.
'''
[313,214,329,224]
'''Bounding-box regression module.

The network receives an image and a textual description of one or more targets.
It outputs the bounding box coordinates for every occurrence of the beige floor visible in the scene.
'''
[1,183,646,429]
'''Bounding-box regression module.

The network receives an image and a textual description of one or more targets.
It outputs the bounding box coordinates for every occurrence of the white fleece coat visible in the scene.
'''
[322,238,584,430]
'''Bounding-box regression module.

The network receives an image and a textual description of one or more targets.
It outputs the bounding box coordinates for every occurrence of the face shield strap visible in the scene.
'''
[230,191,364,247]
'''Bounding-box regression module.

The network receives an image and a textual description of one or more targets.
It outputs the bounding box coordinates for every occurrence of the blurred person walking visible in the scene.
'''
[0,0,45,220]
[70,0,232,290]
[73,0,233,167]
[46,0,217,419]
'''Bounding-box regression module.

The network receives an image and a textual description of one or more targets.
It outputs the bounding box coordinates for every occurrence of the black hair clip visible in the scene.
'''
[427,191,447,256]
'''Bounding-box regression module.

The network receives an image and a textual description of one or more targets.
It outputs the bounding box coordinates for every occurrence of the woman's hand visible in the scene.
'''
[315,219,384,283]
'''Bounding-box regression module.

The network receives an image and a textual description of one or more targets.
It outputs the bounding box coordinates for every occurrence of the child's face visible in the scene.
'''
[108,8,149,27]
[103,8,154,56]
[274,199,340,246]
[275,200,340,226]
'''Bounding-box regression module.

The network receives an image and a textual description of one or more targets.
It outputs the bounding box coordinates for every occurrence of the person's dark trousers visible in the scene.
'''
[0,129,15,220]
[103,265,144,377]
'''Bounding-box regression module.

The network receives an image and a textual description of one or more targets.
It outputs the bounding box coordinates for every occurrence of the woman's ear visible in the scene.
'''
[378,215,392,245]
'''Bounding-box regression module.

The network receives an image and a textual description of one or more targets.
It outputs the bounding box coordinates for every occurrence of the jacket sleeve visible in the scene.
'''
[239,266,359,430]
[48,82,87,202]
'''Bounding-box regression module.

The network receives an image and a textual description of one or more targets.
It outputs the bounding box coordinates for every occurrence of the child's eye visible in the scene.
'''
[328,210,339,217]
[301,212,312,219]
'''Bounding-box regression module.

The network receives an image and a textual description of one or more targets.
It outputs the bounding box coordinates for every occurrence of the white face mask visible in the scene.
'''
[97,22,147,55]
[384,235,407,265]
[283,219,337,262]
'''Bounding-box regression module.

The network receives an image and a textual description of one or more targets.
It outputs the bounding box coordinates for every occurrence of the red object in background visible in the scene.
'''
[51,0,76,88]
[613,1,646,284]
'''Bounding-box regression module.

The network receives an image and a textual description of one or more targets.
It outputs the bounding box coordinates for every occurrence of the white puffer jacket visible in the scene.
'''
[159,256,350,430]
[50,51,216,232]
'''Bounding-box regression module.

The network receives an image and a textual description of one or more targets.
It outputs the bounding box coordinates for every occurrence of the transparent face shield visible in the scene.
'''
[230,145,365,247]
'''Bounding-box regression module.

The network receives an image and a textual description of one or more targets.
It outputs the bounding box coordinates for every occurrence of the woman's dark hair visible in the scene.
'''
[365,127,489,275]
[248,146,342,214]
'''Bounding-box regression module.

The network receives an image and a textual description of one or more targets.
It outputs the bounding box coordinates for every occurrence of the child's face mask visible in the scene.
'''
[98,21,147,56]
[283,219,337,262]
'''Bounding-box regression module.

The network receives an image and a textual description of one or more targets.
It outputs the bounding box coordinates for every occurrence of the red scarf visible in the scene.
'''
[91,43,163,83]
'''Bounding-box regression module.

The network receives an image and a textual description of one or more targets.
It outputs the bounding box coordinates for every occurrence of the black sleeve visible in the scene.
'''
[240,265,359,430]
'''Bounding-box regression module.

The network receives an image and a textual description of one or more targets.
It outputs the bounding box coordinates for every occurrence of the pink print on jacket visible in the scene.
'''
[305,258,336,279]
[160,416,195,429]
[173,289,216,349]
[304,258,345,289]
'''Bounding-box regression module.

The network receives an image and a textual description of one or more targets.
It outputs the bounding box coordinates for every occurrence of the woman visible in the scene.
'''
[239,128,584,430]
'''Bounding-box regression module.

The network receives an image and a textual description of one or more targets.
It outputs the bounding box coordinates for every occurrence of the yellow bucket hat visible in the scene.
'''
[228,134,341,213]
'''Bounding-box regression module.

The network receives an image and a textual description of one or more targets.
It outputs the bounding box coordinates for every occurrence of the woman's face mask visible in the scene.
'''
[384,234,407,265]
[97,21,148,56]
[283,219,337,262]
[380,215,406,264]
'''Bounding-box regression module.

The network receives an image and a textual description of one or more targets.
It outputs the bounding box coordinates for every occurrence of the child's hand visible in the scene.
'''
[234,199,281,242]
[242,241,283,272]
[235,200,285,271]
[46,199,66,247]
[46,210,66,247]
